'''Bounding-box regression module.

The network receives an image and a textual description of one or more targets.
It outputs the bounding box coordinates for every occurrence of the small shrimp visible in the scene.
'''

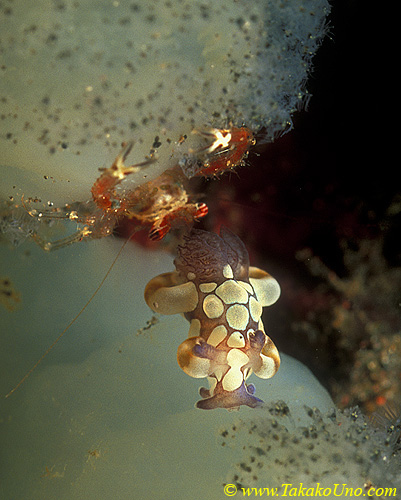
[21,143,208,250]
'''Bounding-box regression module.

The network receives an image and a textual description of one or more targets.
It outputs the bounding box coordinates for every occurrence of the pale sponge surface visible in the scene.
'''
[0,239,333,499]
[0,0,329,205]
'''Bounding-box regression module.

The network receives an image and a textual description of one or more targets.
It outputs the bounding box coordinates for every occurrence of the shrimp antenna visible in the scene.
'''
[5,232,136,398]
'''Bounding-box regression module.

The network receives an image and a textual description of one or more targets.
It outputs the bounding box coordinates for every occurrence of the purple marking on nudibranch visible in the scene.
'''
[249,330,266,351]
[144,227,281,410]
[196,380,264,410]
[192,339,217,359]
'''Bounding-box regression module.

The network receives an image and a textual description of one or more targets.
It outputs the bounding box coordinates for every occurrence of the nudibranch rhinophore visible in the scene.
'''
[144,227,281,410]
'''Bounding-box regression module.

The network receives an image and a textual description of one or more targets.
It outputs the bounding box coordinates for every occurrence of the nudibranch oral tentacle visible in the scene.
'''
[144,227,280,410]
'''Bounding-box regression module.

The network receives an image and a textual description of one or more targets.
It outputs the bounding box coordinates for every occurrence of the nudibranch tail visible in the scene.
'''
[196,381,263,410]
[144,227,281,410]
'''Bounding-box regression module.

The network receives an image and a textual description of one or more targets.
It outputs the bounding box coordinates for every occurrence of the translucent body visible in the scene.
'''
[21,143,209,249]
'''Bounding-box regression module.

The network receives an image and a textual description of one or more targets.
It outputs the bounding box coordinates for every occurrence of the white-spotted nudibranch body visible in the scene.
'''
[144,227,281,410]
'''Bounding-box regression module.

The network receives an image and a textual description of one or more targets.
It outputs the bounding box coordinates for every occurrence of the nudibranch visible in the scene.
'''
[144,227,281,410]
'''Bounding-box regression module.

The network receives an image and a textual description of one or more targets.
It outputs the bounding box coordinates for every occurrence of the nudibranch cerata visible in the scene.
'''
[144,227,280,410]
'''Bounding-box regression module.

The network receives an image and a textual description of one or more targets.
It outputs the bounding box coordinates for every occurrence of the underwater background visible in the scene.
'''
[1,1,400,498]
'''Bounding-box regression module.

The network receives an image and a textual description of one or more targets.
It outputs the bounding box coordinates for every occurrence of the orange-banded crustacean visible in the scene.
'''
[144,227,280,410]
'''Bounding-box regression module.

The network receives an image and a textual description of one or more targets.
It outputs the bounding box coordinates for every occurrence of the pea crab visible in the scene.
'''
[144,227,280,410]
